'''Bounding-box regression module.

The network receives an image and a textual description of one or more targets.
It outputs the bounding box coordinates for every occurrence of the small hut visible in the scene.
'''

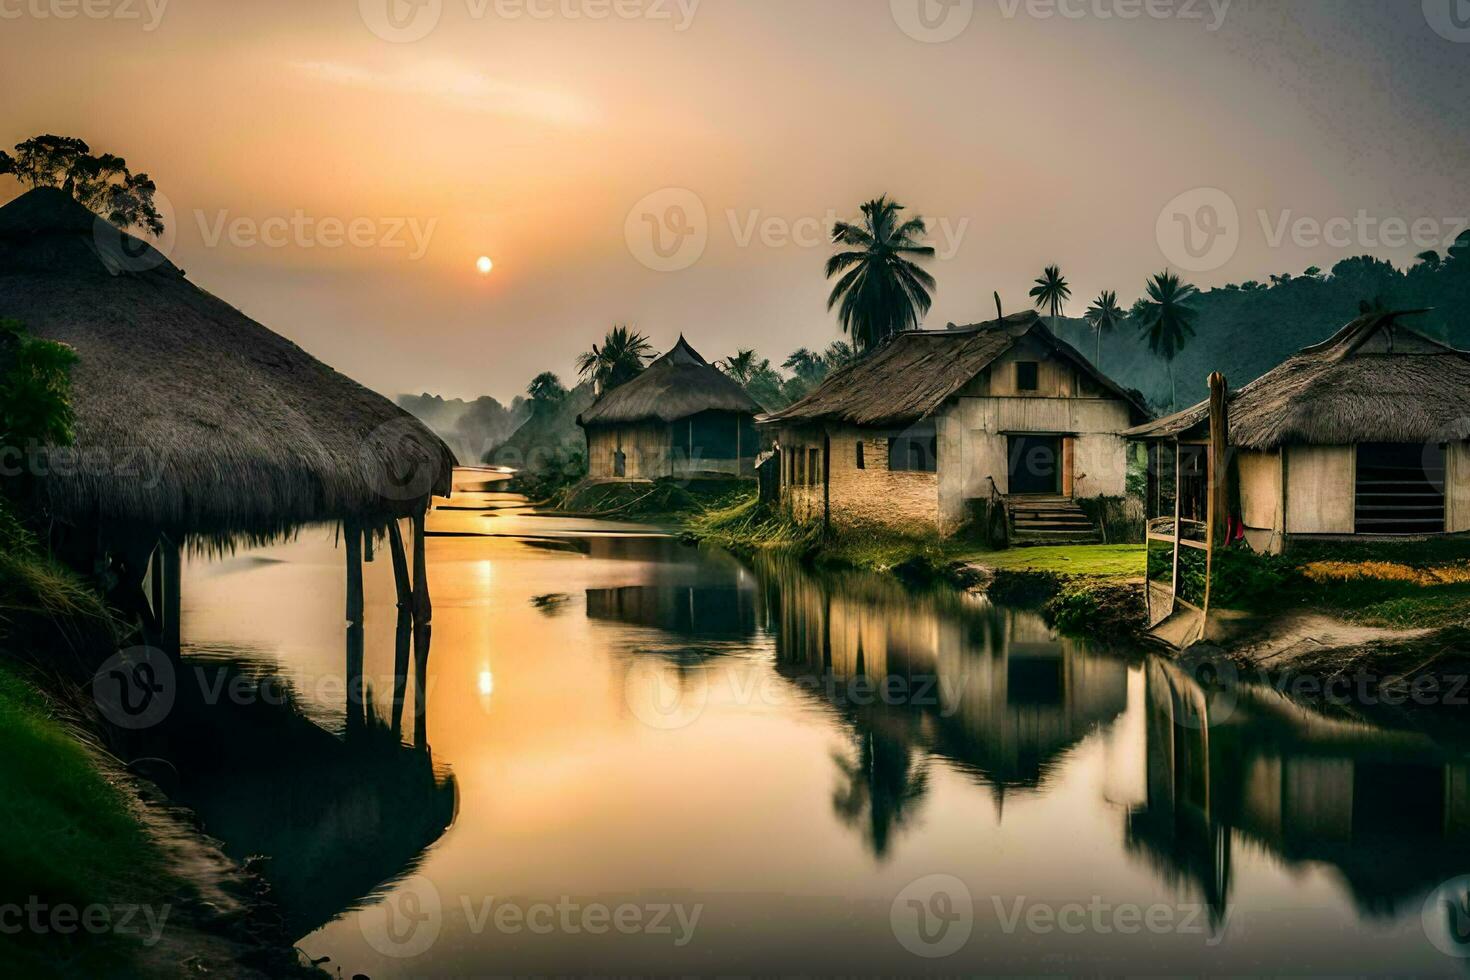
[1126,312,1470,554]
[760,312,1148,538]
[0,187,455,672]
[577,336,761,480]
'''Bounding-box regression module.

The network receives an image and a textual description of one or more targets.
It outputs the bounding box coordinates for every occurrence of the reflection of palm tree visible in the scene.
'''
[831,730,929,859]
[576,325,653,397]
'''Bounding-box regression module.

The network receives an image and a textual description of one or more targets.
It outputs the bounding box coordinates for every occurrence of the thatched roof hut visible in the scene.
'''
[1126,312,1470,550]
[764,311,1147,427]
[577,336,760,427]
[576,337,762,481]
[0,187,456,539]
[1125,312,1470,449]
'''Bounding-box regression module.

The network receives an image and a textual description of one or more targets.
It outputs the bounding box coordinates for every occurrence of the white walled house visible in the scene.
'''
[760,313,1150,539]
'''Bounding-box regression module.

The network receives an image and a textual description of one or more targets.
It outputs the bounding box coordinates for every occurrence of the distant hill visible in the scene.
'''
[486,382,595,475]
[397,393,529,465]
[1042,255,1470,413]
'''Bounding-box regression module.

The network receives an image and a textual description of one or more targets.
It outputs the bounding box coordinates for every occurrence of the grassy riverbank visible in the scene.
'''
[0,663,173,976]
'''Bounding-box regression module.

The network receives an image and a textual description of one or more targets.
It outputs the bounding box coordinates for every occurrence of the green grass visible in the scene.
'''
[968,544,1146,578]
[0,663,167,975]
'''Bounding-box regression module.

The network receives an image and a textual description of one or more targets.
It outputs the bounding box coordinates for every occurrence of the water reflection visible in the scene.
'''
[134,657,457,938]
[167,482,1470,975]
[1133,658,1470,935]
[761,557,1129,854]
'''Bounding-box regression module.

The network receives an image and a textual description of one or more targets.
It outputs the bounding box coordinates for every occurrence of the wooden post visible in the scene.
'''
[411,506,432,748]
[388,519,413,736]
[1202,373,1230,625]
[822,431,831,534]
[344,519,365,735]
[161,535,181,658]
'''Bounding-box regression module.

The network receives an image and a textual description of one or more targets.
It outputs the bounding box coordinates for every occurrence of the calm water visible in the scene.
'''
[169,472,1470,976]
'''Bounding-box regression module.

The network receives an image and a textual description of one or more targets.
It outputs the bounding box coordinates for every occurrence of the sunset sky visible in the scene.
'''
[3,0,1467,402]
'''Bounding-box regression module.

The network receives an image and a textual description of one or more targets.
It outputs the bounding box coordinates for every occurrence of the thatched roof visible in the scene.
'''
[0,187,456,537]
[577,336,760,427]
[1124,312,1470,449]
[762,312,1148,428]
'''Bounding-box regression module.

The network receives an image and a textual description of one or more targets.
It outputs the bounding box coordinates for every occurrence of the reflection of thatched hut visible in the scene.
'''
[576,336,760,480]
[1127,312,1470,553]
[0,187,455,650]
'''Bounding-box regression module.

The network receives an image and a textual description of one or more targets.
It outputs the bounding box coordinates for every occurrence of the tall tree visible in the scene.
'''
[782,348,827,385]
[576,325,653,397]
[0,134,164,235]
[825,196,937,352]
[1083,290,1126,369]
[1029,265,1072,341]
[526,371,568,412]
[823,341,857,370]
[719,349,762,386]
[1134,271,1199,411]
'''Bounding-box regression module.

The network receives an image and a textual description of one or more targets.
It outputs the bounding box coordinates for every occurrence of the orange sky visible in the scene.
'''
[3,0,1468,400]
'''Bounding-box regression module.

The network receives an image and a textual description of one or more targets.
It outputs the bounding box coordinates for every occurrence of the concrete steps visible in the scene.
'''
[1006,496,1102,545]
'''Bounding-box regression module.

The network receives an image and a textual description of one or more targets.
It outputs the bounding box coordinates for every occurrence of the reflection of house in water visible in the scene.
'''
[586,585,759,639]
[585,546,764,644]
[1131,659,1470,927]
[763,557,1128,854]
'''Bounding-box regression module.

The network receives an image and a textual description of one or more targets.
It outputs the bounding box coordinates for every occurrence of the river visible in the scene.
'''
[165,471,1470,976]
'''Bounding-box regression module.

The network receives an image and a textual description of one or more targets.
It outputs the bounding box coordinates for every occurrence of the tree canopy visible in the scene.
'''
[826,196,937,352]
[0,134,164,236]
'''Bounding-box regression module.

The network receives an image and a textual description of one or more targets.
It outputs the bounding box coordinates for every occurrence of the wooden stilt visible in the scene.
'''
[410,506,432,747]
[387,519,414,737]
[161,536,182,658]
[345,519,365,735]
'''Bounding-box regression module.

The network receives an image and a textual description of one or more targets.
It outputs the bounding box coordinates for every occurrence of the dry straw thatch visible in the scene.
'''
[1126,312,1470,449]
[764,311,1148,428]
[0,187,456,538]
[577,335,760,427]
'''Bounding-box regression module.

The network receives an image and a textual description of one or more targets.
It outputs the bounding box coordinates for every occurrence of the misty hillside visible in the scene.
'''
[486,382,596,471]
[1031,254,1470,413]
[397,393,530,465]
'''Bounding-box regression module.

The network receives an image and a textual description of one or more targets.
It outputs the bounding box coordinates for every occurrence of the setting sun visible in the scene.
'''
[476,256,493,275]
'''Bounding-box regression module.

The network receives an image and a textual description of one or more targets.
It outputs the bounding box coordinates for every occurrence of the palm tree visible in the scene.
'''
[825,196,937,352]
[782,348,827,385]
[1083,290,1125,369]
[823,340,857,370]
[1134,270,1199,411]
[1415,250,1442,271]
[1029,265,1071,341]
[719,349,762,386]
[526,371,567,411]
[576,325,653,397]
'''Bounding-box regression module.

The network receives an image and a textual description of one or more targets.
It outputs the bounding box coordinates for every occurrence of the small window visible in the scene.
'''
[613,449,627,478]
[1017,361,1040,392]
[855,441,866,470]
[808,448,821,486]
